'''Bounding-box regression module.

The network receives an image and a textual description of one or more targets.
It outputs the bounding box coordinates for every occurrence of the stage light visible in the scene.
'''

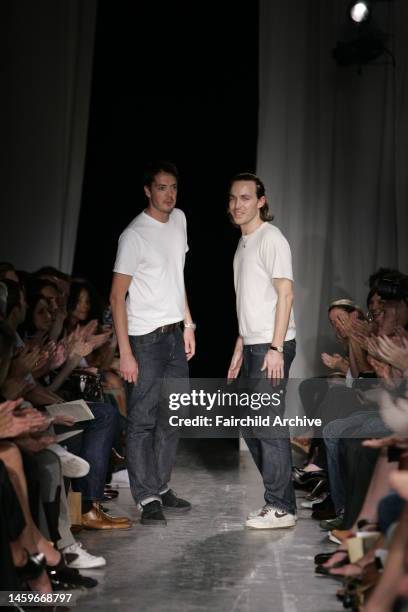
[349,2,371,23]
[333,0,394,68]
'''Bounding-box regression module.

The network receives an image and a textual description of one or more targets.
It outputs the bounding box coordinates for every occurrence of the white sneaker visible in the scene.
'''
[247,506,298,520]
[48,444,90,478]
[62,542,106,569]
[247,506,266,519]
[245,506,297,529]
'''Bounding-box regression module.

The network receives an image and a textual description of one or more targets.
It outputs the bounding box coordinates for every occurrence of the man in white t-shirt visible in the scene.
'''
[227,173,297,529]
[110,161,196,526]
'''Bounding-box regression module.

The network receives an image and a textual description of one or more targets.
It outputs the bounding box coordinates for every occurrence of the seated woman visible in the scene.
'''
[64,279,127,452]
[0,320,105,585]
[25,283,129,529]
[65,280,126,413]
[295,299,366,503]
[25,276,67,342]
[4,281,130,532]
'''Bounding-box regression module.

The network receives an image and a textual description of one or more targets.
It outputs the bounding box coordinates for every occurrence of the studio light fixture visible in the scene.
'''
[333,0,394,68]
[349,1,371,23]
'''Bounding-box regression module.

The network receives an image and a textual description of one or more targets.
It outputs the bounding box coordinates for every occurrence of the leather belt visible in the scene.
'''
[154,322,181,334]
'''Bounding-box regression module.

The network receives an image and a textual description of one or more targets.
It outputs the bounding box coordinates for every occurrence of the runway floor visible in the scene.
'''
[75,441,338,612]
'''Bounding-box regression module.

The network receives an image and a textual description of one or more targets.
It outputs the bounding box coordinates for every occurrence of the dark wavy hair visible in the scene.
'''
[67,280,105,326]
[228,173,274,222]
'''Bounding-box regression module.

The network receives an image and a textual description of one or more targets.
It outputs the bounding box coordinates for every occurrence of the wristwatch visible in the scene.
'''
[269,344,284,353]
[184,322,196,331]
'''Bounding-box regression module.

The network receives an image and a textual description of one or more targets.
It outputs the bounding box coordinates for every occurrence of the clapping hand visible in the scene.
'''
[373,333,408,372]
[349,318,371,349]
[0,399,50,439]
[363,435,408,450]
[321,352,349,372]
[9,345,43,378]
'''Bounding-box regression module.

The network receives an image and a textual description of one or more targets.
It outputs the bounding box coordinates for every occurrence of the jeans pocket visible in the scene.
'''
[130,332,161,349]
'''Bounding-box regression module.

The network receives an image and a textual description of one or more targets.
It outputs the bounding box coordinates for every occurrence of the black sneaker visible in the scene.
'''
[161,489,191,513]
[141,500,167,525]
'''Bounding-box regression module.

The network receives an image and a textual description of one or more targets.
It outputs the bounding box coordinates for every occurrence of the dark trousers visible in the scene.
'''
[71,401,119,501]
[340,437,379,529]
[242,339,296,514]
[0,460,25,590]
[126,327,189,506]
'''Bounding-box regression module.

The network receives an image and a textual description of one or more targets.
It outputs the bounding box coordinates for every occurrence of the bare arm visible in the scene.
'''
[183,291,196,360]
[25,383,64,405]
[227,335,244,379]
[48,356,81,392]
[262,278,294,379]
[110,273,138,383]
[271,278,294,348]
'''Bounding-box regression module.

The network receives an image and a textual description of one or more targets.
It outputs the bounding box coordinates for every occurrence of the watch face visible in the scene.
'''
[277,347,284,353]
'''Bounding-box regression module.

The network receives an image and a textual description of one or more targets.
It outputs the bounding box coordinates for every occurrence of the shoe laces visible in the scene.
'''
[259,505,273,517]
[66,542,83,554]
[259,506,288,517]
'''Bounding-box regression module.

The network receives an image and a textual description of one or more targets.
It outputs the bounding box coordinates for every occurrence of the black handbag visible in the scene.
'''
[60,369,104,402]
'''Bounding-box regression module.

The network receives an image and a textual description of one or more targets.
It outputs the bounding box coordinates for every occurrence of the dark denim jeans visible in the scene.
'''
[127,327,189,506]
[323,411,390,514]
[71,401,119,501]
[242,339,296,514]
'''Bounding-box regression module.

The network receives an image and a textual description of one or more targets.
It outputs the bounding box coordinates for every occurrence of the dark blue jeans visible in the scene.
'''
[72,401,119,501]
[127,327,189,506]
[323,411,390,514]
[242,339,296,514]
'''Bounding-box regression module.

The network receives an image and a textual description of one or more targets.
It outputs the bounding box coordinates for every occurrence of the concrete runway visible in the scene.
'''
[75,440,338,612]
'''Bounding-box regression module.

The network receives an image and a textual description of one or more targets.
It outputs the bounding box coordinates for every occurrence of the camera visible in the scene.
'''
[376,276,408,301]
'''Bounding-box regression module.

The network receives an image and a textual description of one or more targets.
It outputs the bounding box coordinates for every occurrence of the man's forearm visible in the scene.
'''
[272,293,293,346]
[184,290,194,325]
[234,335,243,351]
[110,296,132,356]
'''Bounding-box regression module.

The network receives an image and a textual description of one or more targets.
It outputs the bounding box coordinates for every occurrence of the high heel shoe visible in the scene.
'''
[292,470,327,493]
[47,556,98,590]
[315,554,350,575]
[308,477,328,498]
[314,551,344,565]
[16,551,46,582]
[342,569,379,611]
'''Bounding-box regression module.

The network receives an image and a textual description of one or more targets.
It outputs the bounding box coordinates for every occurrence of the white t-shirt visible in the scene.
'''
[113,208,188,335]
[233,222,296,345]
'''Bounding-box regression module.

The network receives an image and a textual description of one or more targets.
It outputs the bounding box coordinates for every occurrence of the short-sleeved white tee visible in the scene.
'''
[113,208,188,335]
[233,222,296,345]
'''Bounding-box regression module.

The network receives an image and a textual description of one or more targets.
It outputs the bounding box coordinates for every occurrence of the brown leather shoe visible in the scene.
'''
[81,505,132,530]
[95,503,131,524]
